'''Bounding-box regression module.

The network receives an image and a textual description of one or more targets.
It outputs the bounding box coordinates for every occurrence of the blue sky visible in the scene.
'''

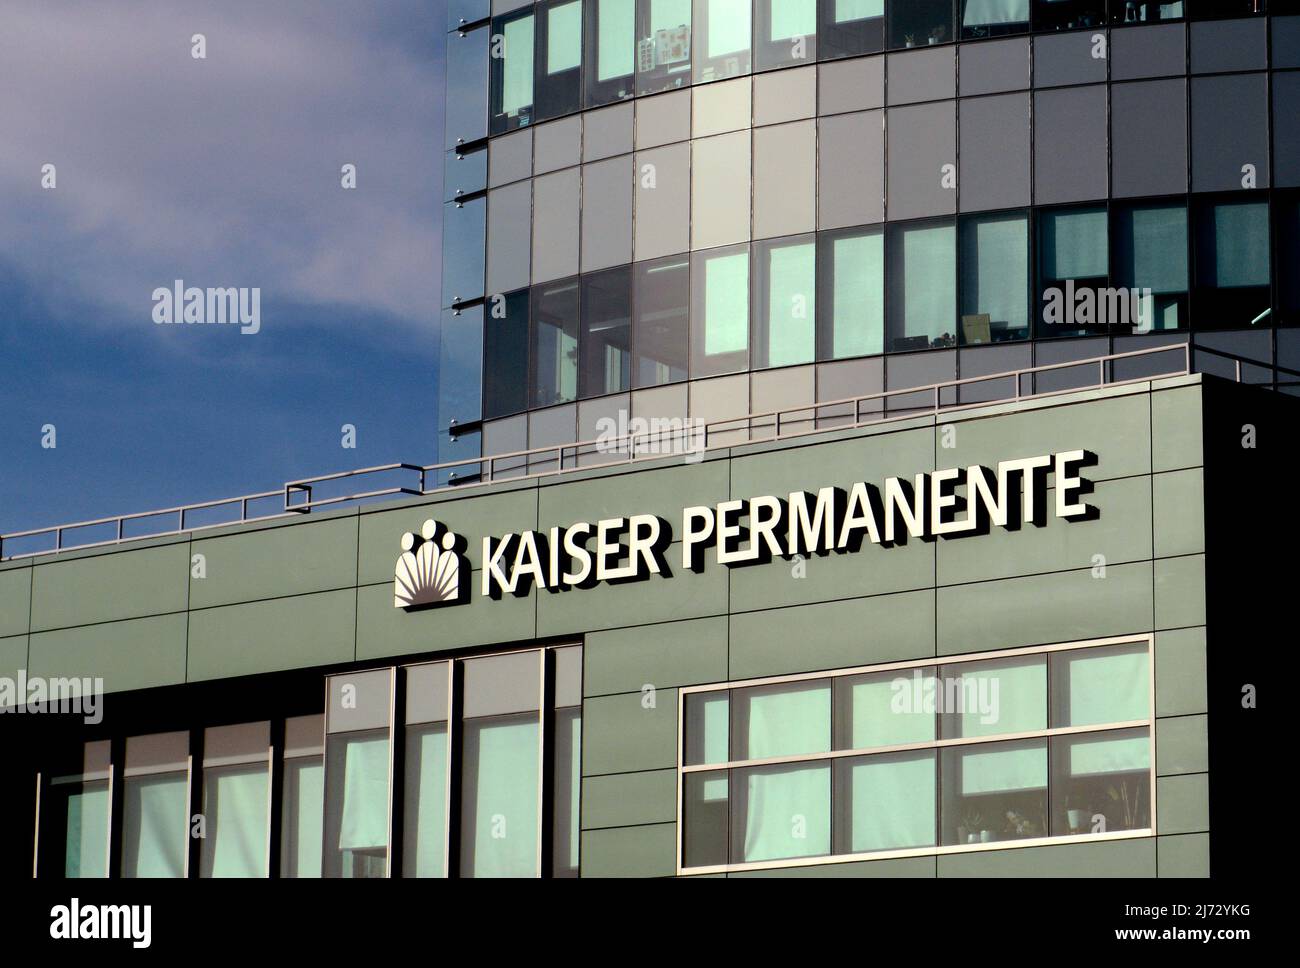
[0,0,445,541]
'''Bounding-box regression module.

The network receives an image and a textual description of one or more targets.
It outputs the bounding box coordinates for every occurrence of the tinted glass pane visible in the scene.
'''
[439,306,484,430]
[1037,205,1109,339]
[888,0,954,49]
[50,779,109,878]
[685,691,731,764]
[941,738,1047,846]
[1193,198,1271,329]
[281,756,323,878]
[442,196,486,309]
[731,762,831,862]
[754,236,816,368]
[580,266,633,397]
[833,669,935,748]
[200,764,269,878]
[887,219,956,351]
[1050,643,1150,728]
[683,769,729,866]
[552,707,582,876]
[587,0,637,106]
[483,289,530,419]
[323,730,390,878]
[819,225,884,359]
[731,680,831,759]
[461,713,540,876]
[633,255,690,386]
[961,0,1028,38]
[1114,202,1189,332]
[403,724,448,878]
[1280,196,1300,327]
[959,211,1029,345]
[121,773,189,878]
[756,0,818,70]
[691,244,751,376]
[491,11,536,134]
[636,0,693,94]
[939,654,1047,739]
[1031,1,1104,32]
[531,278,581,407]
[537,0,584,120]
[1111,0,1184,23]
[446,25,490,148]
[1050,728,1151,836]
[693,0,752,82]
[832,751,936,853]
[820,0,885,59]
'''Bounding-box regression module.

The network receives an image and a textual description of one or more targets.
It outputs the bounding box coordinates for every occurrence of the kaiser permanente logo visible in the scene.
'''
[393,450,1096,610]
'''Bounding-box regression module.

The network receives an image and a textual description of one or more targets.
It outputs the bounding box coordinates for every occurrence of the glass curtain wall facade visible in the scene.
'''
[440,1,1300,470]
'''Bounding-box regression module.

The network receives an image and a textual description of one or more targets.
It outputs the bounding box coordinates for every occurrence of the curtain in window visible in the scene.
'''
[836,0,884,20]
[962,0,1029,27]
[1041,207,1107,280]
[548,1,583,73]
[1066,649,1148,726]
[771,0,817,39]
[831,231,884,357]
[901,223,956,342]
[706,0,751,57]
[462,717,540,877]
[764,242,816,367]
[1118,205,1188,295]
[122,774,188,878]
[846,752,936,852]
[1068,733,1150,776]
[960,744,1047,795]
[742,763,831,861]
[850,674,935,748]
[703,251,749,356]
[502,17,536,115]
[598,0,636,80]
[204,765,269,877]
[743,684,830,758]
[1207,202,1269,288]
[956,658,1046,738]
[404,726,448,878]
[961,213,1029,333]
[282,759,323,878]
[64,785,109,878]
[338,735,390,853]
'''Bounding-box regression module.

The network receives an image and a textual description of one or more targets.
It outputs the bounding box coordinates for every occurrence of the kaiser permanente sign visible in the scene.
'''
[459,450,1096,601]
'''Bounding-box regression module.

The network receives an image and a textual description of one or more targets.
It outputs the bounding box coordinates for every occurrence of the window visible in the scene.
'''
[1193,196,1271,330]
[586,0,637,105]
[1278,194,1300,328]
[691,244,751,376]
[636,0,693,95]
[961,0,1028,38]
[889,0,954,49]
[39,741,111,878]
[755,0,818,70]
[490,8,536,134]
[1036,205,1109,338]
[580,265,633,397]
[1111,1,1184,24]
[818,0,885,59]
[753,235,816,368]
[818,225,884,359]
[323,670,393,878]
[633,254,690,386]
[441,195,486,310]
[121,732,190,878]
[403,663,450,878]
[1030,0,1105,31]
[693,0,752,82]
[446,23,490,149]
[887,219,957,351]
[200,723,271,878]
[1113,201,1189,332]
[679,638,1154,872]
[482,289,530,419]
[530,278,581,407]
[281,715,324,878]
[959,211,1030,345]
[536,0,584,121]
[552,647,584,878]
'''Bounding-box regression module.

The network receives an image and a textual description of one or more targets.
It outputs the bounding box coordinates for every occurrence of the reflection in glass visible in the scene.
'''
[580,266,633,397]
[1194,197,1272,330]
[887,219,957,351]
[1031,0,1105,31]
[491,10,536,134]
[530,278,581,407]
[693,0,752,82]
[753,235,816,368]
[586,0,637,105]
[1111,1,1184,24]
[483,289,530,419]
[959,211,1030,344]
[1037,205,1109,338]
[755,0,818,71]
[636,0,694,95]
[819,0,885,59]
[961,0,1029,38]
[818,225,884,359]
[683,770,729,866]
[633,254,690,386]
[1115,202,1189,332]
[537,0,584,121]
[685,691,731,765]
[691,244,751,376]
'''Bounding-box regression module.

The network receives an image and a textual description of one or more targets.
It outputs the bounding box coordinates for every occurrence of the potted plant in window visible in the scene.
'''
[903,33,915,49]
[1067,795,1087,834]
[960,809,982,844]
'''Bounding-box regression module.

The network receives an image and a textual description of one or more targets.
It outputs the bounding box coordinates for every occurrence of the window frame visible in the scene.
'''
[675,633,1156,875]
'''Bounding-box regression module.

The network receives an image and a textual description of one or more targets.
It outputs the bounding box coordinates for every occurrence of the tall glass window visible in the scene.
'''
[1111,1,1184,24]
[819,0,885,58]
[439,305,485,433]
[552,646,584,877]
[889,0,954,49]
[680,638,1154,871]
[692,0,752,82]
[959,211,1030,345]
[536,0,584,121]
[446,23,490,149]
[1278,194,1300,328]
[281,715,324,878]
[756,0,818,70]
[586,0,637,105]
[460,652,542,877]
[1031,0,1105,31]
[41,741,111,878]
[490,8,536,134]
[691,244,751,376]
[818,225,884,359]
[323,669,393,878]
[200,722,271,878]
[633,254,691,386]
[887,219,957,351]
[636,0,694,95]
[580,265,633,397]
[1114,201,1189,332]
[121,732,190,878]
[530,278,581,407]
[442,195,486,310]
[1193,197,1272,330]
[1037,205,1109,339]
[961,0,1029,37]
[482,289,530,419]
[754,235,817,368]
[403,662,450,878]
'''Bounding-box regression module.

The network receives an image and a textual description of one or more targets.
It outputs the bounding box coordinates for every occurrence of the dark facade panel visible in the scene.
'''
[958,36,1030,97]
[1191,73,1270,193]
[1111,79,1188,199]
[1110,23,1186,81]
[1033,31,1106,88]
[886,45,955,105]
[958,92,1031,213]
[1273,72,1300,188]
[1189,17,1267,75]
[1033,85,1108,205]
[887,101,957,221]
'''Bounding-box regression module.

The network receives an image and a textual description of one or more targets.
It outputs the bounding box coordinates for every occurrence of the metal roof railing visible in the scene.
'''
[1,342,1290,562]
